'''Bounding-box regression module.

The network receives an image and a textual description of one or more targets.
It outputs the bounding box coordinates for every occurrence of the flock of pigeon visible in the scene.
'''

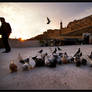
[9,47,92,73]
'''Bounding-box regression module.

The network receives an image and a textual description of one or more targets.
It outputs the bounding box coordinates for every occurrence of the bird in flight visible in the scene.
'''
[47,17,51,24]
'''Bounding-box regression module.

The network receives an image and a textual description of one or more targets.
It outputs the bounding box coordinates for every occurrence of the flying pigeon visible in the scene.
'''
[47,17,51,24]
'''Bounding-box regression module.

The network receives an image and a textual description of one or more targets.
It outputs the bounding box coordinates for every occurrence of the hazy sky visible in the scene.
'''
[0,3,92,40]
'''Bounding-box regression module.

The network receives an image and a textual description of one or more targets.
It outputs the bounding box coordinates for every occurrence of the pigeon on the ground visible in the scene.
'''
[52,48,57,54]
[57,47,62,51]
[9,61,18,73]
[38,49,43,53]
[22,62,29,71]
[74,48,80,57]
[88,51,92,59]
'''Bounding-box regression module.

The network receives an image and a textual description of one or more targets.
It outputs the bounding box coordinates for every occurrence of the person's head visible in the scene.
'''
[0,17,5,23]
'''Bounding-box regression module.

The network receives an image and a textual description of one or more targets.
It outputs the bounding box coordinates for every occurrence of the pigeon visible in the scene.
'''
[41,52,48,61]
[81,58,87,65]
[56,55,62,65]
[24,58,29,64]
[18,53,24,64]
[44,53,51,65]
[9,61,18,73]
[19,60,25,64]
[32,56,37,60]
[45,52,48,56]
[74,56,81,67]
[70,57,74,63]
[76,61,81,67]
[59,53,63,57]
[22,62,29,71]
[36,58,45,67]
[88,51,92,59]
[52,48,57,54]
[48,57,57,68]
[61,54,68,64]
[90,52,92,58]
[74,48,80,57]
[47,17,51,24]
[32,55,45,67]
[19,57,29,64]
[57,47,62,51]
[38,49,43,53]
[79,52,82,57]
[67,56,74,63]
[45,54,57,68]
[29,57,36,69]
[64,52,68,58]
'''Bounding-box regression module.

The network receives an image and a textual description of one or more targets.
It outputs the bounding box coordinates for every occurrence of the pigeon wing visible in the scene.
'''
[47,17,51,24]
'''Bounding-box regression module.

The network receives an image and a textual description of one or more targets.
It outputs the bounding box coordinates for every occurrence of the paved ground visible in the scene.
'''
[0,45,92,90]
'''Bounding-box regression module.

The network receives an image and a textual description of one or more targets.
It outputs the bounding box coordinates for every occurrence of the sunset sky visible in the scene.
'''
[0,3,92,40]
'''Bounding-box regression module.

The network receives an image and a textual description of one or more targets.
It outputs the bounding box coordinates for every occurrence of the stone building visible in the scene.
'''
[32,14,92,45]
[42,14,92,41]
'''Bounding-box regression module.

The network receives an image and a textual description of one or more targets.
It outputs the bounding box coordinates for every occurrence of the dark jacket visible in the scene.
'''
[0,22,12,36]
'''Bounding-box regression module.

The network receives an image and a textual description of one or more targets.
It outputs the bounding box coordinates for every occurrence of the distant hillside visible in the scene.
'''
[29,34,44,40]
[62,26,92,36]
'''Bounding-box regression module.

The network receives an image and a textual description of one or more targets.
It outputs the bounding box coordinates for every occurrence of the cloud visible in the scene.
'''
[0,3,92,39]
[62,7,92,27]
[75,7,92,20]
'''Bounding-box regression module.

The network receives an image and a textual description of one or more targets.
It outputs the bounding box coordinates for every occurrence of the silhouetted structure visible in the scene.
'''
[32,15,92,46]
[0,17,12,53]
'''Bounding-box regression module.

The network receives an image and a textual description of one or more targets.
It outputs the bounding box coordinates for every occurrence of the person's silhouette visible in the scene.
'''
[0,17,12,53]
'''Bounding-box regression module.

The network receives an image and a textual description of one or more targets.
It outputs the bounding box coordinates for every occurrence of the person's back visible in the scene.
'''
[1,22,11,36]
